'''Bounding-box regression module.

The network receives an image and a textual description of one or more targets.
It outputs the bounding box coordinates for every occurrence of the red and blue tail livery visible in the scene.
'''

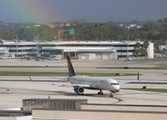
[28,54,139,98]
[65,54,76,77]
[63,54,139,97]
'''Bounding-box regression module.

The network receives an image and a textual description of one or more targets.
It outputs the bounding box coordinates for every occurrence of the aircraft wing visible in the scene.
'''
[118,72,139,85]
[57,83,91,88]
[32,81,91,88]
[29,76,91,87]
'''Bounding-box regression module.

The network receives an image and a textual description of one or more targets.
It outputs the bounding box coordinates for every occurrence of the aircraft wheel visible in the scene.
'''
[110,94,113,98]
[98,92,103,95]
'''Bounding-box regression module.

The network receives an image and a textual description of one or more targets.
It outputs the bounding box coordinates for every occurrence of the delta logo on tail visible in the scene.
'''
[65,55,76,77]
[28,54,139,98]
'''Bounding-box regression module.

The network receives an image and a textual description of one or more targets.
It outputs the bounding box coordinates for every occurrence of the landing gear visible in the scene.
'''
[97,90,103,95]
[110,90,113,98]
[110,94,113,98]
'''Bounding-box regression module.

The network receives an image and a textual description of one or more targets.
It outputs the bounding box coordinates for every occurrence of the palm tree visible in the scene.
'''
[135,42,141,59]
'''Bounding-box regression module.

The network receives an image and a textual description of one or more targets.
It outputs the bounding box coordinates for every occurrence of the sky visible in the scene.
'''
[0,0,167,23]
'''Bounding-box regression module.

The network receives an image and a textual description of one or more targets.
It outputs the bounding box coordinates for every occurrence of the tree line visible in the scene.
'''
[0,18,167,46]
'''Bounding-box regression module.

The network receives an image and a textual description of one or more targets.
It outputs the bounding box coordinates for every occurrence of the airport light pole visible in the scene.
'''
[58,30,60,40]
[16,34,18,57]
[35,35,39,57]
[127,36,129,59]
[58,29,63,40]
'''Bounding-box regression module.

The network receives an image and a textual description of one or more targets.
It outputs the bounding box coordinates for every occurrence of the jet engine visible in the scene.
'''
[73,86,84,95]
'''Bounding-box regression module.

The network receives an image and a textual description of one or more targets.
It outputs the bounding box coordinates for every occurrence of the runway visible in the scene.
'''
[0,59,167,109]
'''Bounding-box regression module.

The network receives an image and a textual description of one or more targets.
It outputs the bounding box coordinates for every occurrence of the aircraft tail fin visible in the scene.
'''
[65,54,76,77]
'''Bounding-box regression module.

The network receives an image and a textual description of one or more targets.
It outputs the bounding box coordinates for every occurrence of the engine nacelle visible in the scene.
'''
[73,86,84,95]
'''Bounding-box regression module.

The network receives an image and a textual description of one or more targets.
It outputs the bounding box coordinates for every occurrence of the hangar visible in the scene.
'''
[41,46,116,60]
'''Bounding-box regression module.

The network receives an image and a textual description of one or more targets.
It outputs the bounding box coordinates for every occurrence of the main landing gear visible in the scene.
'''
[97,90,113,98]
[97,90,103,95]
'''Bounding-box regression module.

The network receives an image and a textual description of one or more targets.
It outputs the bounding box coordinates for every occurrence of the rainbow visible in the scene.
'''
[2,0,64,22]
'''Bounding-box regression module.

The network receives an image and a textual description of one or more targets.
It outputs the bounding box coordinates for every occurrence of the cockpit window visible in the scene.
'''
[110,83,119,85]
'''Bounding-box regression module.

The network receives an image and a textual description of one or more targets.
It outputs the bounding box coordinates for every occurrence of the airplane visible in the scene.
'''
[29,54,139,97]
[33,56,45,61]
[21,56,31,60]
[47,54,139,98]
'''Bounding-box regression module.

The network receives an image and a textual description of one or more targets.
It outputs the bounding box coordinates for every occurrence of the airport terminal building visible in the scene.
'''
[0,40,154,59]
[0,40,37,58]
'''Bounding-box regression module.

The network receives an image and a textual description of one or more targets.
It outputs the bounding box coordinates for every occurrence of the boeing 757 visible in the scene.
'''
[28,54,139,97]
[55,54,139,98]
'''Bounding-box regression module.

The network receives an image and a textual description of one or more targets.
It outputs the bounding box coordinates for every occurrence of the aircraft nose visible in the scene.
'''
[113,85,120,92]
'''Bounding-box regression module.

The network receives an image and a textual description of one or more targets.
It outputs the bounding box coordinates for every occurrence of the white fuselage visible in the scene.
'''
[68,76,120,92]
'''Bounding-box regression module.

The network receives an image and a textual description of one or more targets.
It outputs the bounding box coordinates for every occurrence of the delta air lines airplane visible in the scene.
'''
[61,55,139,97]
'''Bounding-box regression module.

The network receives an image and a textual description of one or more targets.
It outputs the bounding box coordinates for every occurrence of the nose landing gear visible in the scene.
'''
[110,90,113,98]
[110,94,113,98]
[97,90,114,97]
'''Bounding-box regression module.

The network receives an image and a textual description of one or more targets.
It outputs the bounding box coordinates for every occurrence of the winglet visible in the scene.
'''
[29,76,32,81]
[137,72,139,80]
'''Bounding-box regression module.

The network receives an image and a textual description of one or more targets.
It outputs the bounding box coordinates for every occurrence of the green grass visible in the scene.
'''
[0,66,66,68]
[122,88,167,93]
[97,67,167,70]
[2,65,167,70]
[0,71,138,76]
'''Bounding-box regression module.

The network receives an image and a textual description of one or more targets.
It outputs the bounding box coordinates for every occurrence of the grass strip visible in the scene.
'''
[122,88,167,93]
[2,66,167,70]
[97,67,167,70]
[0,66,66,68]
[0,71,138,76]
